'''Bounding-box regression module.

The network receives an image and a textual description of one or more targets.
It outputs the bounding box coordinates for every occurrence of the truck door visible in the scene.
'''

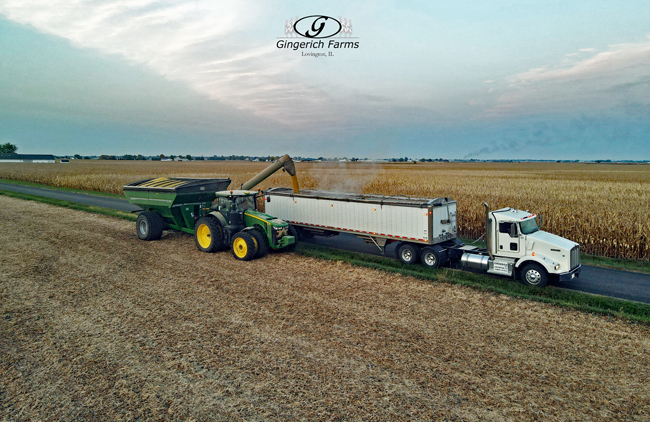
[497,222,523,257]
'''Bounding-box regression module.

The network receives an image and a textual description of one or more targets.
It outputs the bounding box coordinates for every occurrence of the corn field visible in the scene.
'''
[1,160,648,260]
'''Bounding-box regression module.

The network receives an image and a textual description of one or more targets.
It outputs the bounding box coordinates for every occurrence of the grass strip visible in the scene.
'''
[3,187,649,324]
[295,243,650,324]
[0,190,136,221]
[0,178,124,199]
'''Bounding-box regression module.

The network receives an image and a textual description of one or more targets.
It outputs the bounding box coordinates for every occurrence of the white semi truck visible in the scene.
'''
[264,188,581,287]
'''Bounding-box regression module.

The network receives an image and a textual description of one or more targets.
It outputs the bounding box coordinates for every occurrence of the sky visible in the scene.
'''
[0,0,649,160]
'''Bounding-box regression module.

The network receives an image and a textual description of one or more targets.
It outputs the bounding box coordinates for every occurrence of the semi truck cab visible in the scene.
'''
[485,206,581,287]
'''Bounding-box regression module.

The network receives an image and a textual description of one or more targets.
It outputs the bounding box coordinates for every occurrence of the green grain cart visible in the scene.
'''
[123,155,299,260]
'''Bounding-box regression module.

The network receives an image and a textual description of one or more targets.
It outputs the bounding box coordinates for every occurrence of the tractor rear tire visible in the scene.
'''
[231,232,257,261]
[286,225,298,252]
[194,217,224,253]
[397,243,420,265]
[250,229,269,258]
[136,211,164,241]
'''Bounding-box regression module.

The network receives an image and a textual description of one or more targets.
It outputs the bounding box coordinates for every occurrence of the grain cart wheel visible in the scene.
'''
[250,229,269,258]
[520,263,549,288]
[397,243,420,265]
[194,217,224,253]
[231,232,257,261]
[420,247,442,269]
[286,225,299,252]
[136,211,164,241]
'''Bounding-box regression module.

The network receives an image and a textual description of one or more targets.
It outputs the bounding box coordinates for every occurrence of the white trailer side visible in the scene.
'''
[264,188,457,245]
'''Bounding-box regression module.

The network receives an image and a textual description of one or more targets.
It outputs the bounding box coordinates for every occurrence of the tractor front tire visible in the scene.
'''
[194,217,224,253]
[250,229,269,258]
[285,225,299,252]
[136,211,164,241]
[231,232,257,261]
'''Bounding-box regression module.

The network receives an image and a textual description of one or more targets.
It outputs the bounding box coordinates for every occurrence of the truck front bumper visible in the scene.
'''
[558,265,581,282]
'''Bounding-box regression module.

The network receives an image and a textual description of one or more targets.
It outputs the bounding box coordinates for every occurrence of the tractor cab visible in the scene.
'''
[213,190,259,225]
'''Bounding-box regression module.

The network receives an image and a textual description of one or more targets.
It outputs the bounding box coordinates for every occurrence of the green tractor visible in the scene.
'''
[123,155,299,260]
[194,189,297,260]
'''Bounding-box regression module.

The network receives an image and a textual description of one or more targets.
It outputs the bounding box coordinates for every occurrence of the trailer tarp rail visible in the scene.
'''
[265,187,452,209]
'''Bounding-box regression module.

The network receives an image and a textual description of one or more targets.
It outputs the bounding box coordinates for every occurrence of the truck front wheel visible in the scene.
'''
[520,263,549,288]
[397,243,420,265]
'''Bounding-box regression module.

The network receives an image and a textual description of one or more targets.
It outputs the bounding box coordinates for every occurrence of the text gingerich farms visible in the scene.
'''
[276,40,359,50]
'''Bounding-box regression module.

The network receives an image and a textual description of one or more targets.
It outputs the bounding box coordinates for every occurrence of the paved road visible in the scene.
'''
[0,182,141,212]
[2,181,649,303]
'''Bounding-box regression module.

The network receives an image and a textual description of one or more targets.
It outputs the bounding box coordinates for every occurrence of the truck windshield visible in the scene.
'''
[520,218,539,234]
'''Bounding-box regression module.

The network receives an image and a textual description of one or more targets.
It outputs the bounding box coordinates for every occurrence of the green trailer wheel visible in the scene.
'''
[194,217,224,253]
[136,211,164,241]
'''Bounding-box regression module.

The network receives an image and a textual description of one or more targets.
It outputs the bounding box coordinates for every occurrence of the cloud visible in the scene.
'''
[578,48,596,52]
[486,39,650,116]
[565,52,579,57]
[0,0,339,127]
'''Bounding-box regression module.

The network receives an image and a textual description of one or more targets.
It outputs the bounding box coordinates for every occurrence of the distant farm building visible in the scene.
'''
[0,153,56,163]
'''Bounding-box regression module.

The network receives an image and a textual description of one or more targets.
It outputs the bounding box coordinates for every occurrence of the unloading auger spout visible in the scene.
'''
[241,154,299,193]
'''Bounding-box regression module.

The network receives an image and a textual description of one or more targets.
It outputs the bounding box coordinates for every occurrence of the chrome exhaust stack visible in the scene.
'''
[484,202,493,260]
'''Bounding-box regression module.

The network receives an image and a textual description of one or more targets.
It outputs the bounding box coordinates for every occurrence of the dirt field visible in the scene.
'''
[1,196,649,421]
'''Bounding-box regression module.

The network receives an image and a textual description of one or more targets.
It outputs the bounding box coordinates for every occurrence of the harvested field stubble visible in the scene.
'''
[1,195,649,421]
[1,160,648,260]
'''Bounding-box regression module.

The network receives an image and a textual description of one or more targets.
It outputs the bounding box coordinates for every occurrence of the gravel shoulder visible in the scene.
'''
[1,196,649,421]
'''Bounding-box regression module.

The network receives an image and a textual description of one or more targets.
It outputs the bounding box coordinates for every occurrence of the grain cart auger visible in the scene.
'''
[241,154,300,193]
[123,159,299,261]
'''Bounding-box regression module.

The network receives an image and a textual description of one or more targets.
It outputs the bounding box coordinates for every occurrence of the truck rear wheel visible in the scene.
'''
[520,263,549,288]
[420,247,442,268]
[397,243,420,265]
[194,217,224,253]
[136,211,164,241]
[250,229,269,258]
[231,232,257,261]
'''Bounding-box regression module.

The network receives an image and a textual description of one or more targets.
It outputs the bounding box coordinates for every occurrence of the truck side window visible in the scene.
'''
[499,222,512,234]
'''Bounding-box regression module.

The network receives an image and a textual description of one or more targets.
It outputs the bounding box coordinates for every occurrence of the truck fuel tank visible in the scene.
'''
[461,253,490,271]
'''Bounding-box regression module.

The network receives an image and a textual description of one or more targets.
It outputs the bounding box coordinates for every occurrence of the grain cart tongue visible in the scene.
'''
[124,177,231,236]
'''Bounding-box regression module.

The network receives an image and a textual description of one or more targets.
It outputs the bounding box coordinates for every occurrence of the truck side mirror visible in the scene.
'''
[538,215,543,228]
[510,224,518,238]
[266,197,271,202]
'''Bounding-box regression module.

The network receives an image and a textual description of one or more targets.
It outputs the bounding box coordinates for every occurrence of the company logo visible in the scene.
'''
[293,16,340,38]
[279,16,358,56]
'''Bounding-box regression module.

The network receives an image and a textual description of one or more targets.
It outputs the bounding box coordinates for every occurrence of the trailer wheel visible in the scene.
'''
[194,217,224,253]
[231,232,257,261]
[397,243,420,265]
[285,225,298,252]
[420,247,442,268]
[250,229,269,258]
[136,211,164,241]
[520,263,549,288]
